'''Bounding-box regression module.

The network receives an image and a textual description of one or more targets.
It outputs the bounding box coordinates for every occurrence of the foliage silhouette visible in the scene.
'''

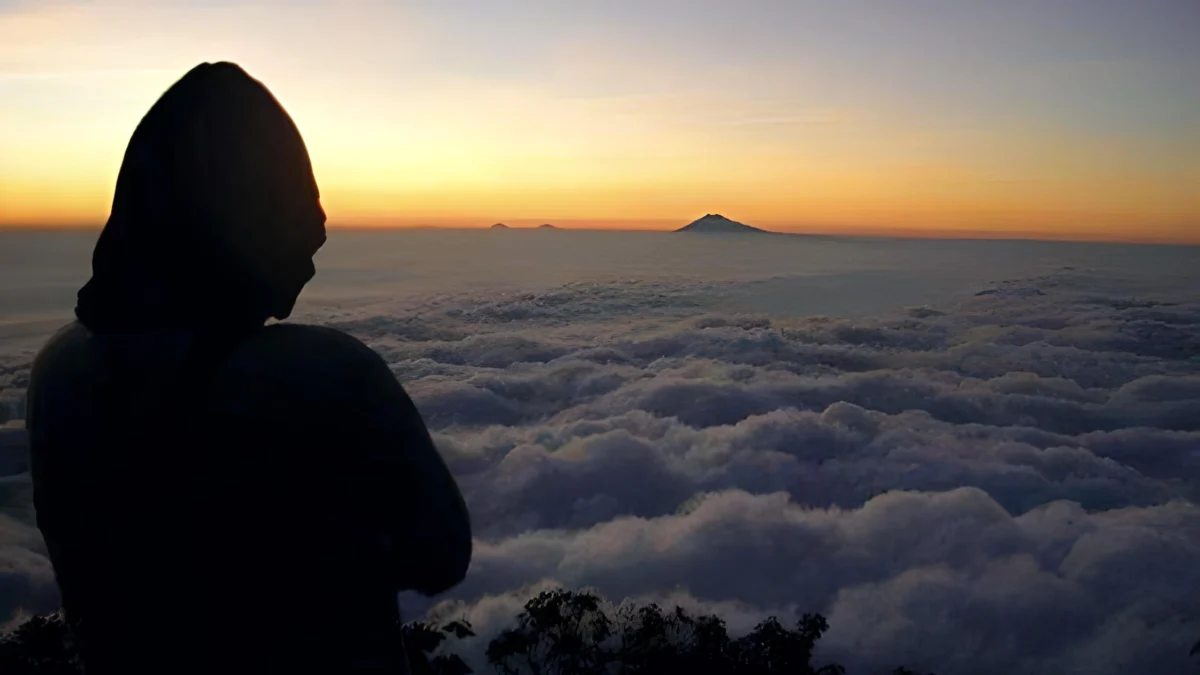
[403,620,476,675]
[0,613,80,675]
[485,588,848,675]
[29,589,1149,674]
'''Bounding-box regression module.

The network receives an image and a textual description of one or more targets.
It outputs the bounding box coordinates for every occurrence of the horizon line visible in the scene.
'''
[1,222,1196,247]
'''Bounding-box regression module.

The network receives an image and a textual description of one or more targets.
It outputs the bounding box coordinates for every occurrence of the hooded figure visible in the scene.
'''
[26,63,471,673]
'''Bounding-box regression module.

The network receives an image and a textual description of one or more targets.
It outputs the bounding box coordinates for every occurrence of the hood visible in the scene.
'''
[76,62,327,333]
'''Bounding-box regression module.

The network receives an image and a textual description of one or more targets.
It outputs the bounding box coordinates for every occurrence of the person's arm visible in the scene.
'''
[218,324,472,596]
[346,359,472,596]
[336,336,470,593]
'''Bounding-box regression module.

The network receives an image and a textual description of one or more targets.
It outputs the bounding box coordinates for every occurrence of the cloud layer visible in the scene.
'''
[1,268,1198,673]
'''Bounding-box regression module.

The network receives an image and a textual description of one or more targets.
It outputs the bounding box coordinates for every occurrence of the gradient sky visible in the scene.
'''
[1,0,1198,241]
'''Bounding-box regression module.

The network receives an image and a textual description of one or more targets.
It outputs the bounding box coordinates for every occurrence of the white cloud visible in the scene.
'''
[1,267,1198,673]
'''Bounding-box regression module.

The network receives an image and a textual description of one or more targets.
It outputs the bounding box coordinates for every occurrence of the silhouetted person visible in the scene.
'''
[25,62,471,673]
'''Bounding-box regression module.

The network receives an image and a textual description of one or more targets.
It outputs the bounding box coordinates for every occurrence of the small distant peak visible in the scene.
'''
[490,222,509,229]
[675,213,769,234]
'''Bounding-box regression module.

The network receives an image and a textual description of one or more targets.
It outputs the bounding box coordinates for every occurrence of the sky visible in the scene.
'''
[0,0,1198,242]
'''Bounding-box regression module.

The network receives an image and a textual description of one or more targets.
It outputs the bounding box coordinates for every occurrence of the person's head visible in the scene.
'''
[76,62,327,333]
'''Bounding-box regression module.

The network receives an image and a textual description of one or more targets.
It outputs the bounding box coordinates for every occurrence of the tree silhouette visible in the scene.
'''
[403,619,476,675]
[485,589,849,675]
[54,590,1200,674]
[0,612,80,675]
[487,589,614,675]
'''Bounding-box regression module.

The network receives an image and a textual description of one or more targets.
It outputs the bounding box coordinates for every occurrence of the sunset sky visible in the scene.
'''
[1,0,1197,242]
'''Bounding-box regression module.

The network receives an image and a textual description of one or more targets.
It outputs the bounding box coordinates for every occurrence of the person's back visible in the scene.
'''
[25,62,471,673]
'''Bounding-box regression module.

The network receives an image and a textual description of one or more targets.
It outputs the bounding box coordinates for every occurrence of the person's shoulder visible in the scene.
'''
[27,322,97,427]
[31,322,93,373]
[217,323,393,391]
[239,323,379,358]
[35,321,91,354]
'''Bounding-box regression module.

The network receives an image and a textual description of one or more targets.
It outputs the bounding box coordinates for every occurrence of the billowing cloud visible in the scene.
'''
[0,269,1198,672]
[415,488,1200,674]
[0,473,58,628]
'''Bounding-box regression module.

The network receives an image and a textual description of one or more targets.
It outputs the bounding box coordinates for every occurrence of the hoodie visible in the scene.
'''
[26,63,471,674]
[76,61,326,333]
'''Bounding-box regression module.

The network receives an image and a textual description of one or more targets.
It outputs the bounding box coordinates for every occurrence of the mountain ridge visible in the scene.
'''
[675,214,769,234]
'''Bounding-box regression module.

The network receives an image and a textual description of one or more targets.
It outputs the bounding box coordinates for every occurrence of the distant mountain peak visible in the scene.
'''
[491,223,509,229]
[538,223,558,229]
[675,214,768,234]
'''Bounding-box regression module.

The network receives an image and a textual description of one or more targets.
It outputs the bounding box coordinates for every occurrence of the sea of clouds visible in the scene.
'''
[1,232,1199,674]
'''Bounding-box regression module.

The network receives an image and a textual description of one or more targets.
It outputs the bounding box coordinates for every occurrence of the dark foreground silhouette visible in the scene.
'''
[25,62,471,673]
[5,591,1199,674]
[0,591,911,675]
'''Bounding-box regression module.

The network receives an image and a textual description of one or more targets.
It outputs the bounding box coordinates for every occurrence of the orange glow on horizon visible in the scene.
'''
[1,2,1197,245]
